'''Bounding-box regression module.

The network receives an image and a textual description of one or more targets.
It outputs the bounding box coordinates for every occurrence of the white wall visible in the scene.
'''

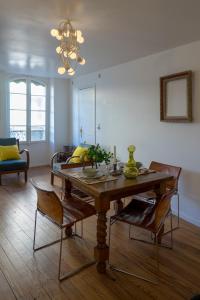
[0,72,70,167]
[53,78,71,151]
[72,40,200,227]
[0,71,6,137]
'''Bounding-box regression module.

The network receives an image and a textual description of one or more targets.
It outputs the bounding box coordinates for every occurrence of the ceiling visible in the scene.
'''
[0,0,200,78]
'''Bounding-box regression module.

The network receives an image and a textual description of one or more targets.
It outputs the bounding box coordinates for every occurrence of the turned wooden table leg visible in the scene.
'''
[64,178,72,199]
[94,197,110,274]
[64,179,73,237]
[114,199,124,214]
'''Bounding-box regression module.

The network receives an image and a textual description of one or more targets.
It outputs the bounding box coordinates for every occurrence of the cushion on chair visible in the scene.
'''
[69,145,89,163]
[0,138,17,146]
[0,159,27,171]
[0,145,20,161]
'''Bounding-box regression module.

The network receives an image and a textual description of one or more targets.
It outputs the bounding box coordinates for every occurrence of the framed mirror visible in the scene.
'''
[160,71,193,122]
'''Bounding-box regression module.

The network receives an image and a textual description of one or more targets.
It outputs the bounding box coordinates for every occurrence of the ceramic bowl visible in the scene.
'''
[82,168,98,178]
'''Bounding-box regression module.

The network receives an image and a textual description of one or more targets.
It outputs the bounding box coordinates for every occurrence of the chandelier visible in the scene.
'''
[50,20,86,76]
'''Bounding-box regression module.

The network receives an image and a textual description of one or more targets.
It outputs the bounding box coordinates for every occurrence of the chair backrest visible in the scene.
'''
[0,138,19,149]
[31,179,63,226]
[61,160,92,170]
[150,190,174,233]
[149,161,181,191]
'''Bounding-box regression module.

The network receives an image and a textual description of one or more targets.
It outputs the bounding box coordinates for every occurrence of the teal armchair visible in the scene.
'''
[0,138,30,185]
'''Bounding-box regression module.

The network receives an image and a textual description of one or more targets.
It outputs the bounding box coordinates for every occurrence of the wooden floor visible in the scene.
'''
[0,167,200,300]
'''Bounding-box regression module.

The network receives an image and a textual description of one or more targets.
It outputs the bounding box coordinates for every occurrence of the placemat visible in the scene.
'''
[68,171,118,185]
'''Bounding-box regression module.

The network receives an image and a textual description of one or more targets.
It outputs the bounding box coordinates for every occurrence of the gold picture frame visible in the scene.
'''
[160,71,193,122]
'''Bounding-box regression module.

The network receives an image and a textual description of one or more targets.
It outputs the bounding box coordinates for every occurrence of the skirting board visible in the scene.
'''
[172,209,200,227]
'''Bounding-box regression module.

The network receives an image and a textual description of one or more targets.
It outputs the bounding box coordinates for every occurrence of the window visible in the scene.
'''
[30,81,46,141]
[9,79,47,142]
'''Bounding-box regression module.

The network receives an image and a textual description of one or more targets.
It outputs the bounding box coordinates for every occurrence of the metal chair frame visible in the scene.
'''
[122,191,180,235]
[163,191,180,235]
[131,161,181,234]
[33,208,95,281]
[108,210,173,284]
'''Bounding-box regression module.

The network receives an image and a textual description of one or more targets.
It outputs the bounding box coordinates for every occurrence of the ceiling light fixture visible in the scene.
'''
[50,20,86,76]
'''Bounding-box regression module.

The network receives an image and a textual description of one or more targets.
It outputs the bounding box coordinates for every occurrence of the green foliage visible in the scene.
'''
[87,144,112,165]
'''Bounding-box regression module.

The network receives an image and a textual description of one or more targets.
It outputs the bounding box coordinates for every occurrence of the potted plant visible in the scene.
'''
[87,144,112,168]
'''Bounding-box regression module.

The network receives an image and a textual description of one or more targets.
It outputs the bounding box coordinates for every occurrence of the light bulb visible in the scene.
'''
[63,51,68,57]
[64,30,70,38]
[56,35,63,41]
[50,29,59,37]
[68,68,75,76]
[69,70,75,76]
[56,46,62,54]
[76,30,82,39]
[79,58,86,65]
[77,36,84,44]
[69,52,77,59]
[58,67,66,75]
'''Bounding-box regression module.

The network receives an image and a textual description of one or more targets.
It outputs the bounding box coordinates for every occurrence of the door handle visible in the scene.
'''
[97,124,101,130]
[80,127,83,138]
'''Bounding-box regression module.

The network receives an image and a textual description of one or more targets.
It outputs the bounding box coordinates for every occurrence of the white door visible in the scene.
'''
[78,87,96,145]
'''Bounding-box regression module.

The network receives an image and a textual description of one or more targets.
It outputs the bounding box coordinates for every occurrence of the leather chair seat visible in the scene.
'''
[133,190,156,202]
[62,197,96,227]
[112,198,170,233]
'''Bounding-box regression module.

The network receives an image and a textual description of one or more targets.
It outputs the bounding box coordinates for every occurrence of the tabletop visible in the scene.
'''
[58,168,173,200]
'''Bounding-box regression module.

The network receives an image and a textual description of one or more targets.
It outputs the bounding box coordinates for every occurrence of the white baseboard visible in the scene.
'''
[172,209,200,227]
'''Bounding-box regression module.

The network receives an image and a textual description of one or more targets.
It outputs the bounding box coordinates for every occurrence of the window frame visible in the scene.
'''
[7,76,49,145]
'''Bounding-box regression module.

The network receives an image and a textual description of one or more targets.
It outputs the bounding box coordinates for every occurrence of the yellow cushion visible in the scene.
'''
[0,145,20,161]
[69,146,89,163]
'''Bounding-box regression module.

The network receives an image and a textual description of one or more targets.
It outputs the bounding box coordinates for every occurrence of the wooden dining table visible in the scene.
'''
[57,168,173,274]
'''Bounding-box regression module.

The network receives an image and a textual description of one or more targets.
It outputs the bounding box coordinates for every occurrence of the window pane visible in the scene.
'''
[10,110,26,126]
[10,94,26,110]
[31,81,46,96]
[10,126,26,141]
[10,80,26,94]
[9,79,47,143]
[31,96,45,110]
[31,126,45,141]
[31,111,45,126]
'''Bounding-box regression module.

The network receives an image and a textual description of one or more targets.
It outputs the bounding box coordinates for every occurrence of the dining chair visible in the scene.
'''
[31,179,96,281]
[51,147,92,186]
[132,161,181,232]
[108,190,174,283]
[0,138,29,185]
[51,152,94,204]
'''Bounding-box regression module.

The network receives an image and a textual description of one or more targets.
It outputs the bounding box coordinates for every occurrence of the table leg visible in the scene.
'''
[114,199,124,214]
[94,199,110,273]
[64,178,72,199]
[64,179,73,237]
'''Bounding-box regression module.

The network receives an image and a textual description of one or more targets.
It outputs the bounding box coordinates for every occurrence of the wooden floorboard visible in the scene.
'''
[0,167,199,299]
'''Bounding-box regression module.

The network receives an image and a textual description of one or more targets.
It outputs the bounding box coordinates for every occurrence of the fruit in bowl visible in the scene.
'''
[82,168,98,178]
